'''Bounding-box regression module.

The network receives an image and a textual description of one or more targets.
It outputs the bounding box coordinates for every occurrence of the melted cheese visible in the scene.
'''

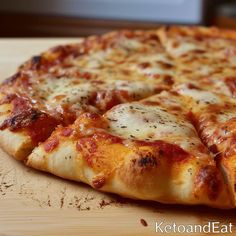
[144,91,187,113]
[118,38,142,50]
[135,66,174,76]
[128,53,174,76]
[211,79,232,97]
[27,32,176,113]
[217,111,236,123]
[105,80,155,99]
[76,49,112,69]
[48,82,94,105]
[32,77,95,106]
[177,85,222,105]
[73,37,142,69]
[105,103,202,152]
[32,76,158,115]
[168,40,204,57]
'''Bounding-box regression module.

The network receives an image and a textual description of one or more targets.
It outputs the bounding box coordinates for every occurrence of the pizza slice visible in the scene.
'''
[20,30,176,88]
[158,26,236,57]
[26,91,232,208]
[0,75,158,160]
[175,83,236,206]
[158,26,236,97]
[0,30,178,160]
[0,91,60,160]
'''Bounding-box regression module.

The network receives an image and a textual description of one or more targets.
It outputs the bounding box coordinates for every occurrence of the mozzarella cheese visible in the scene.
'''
[104,80,155,99]
[105,102,204,152]
[48,81,94,106]
[31,75,159,115]
[118,38,142,50]
[167,40,204,57]
[32,77,95,108]
[217,111,236,123]
[176,85,222,105]
[75,49,112,69]
[210,79,232,97]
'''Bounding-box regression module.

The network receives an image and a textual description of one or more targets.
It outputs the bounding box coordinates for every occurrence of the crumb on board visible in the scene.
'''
[140,218,148,227]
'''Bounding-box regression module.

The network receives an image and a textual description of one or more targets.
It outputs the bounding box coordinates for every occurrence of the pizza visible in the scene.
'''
[1,26,236,209]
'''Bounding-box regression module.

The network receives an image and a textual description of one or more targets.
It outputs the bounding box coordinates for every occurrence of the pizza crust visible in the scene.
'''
[26,128,232,208]
[0,95,33,160]
[0,129,33,161]
[26,94,233,208]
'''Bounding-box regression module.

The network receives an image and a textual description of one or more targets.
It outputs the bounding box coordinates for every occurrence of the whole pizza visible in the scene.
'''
[1,26,236,209]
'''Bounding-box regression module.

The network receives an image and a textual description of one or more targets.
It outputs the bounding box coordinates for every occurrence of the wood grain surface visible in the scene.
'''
[0,39,235,236]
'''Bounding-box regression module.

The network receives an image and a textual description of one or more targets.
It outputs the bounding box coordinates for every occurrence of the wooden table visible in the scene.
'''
[0,39,235,236]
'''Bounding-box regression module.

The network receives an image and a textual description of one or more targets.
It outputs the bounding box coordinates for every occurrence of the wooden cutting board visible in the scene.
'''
[0,39,235,236]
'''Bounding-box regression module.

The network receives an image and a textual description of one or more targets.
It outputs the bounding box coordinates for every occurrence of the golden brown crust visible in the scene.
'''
[26,113,232,208]
[0,93,34,160]
[0,129,33,160]
[26,90,235,208]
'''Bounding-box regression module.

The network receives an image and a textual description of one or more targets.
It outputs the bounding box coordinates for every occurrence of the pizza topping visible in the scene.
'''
[92,176,106,189]
[76,130,122,153]
[0,30,178,132]
[1,72,20,86]
[75,112,108,131]
[94,90,123,111]
[93,131,123,144]
[106,103,193,140]
[139,62,151,69]
[76,137,98,166]
[224,138,236,157]
[0,93,17,105]
[28,114,59,144]
[12,96,32,113]
[30,55,42,70]
[28,75,158,117]
[0,108,41,131]
[128,52,175,79]
[0,96,40,130]
[169,40,203,57]
[196,110,236,155]
[44,79,96,106]
[225,77,236,97]
[76,71,94,80]
[176,84,222,105]
[76,137,97,155]
[163,75,174,85]
[195,165,221,201]
[44,136,59,152]
[0,95,59,144]
[61,127,73,137]
[135,140,189,162]
[183,87,236,159]
[104,102,209,159]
